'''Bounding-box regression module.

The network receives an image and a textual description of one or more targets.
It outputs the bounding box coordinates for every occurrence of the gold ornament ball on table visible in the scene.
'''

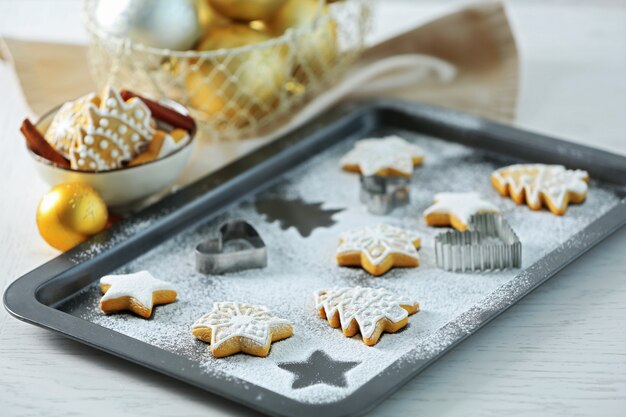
[36,183,109,251]
[207,0,287,21]
[268,0,338,80]
[185,24,287,127]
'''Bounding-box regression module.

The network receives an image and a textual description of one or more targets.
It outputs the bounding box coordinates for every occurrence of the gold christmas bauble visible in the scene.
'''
[268,0,337,79]
[36,183,109,251]
[207,0,287,22]
[185,24,287,126]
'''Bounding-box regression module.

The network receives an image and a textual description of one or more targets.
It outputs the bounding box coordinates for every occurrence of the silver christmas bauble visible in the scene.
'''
[94,0,203,50]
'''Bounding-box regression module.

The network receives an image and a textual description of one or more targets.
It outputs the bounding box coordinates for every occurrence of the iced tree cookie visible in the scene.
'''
[340,136,424,177]
[192,302,293,358]
[336,224,421,276]
[99,271,177,318]
[69,86,155,171]
[423,192,500,231]
[314,286,420,346]
[491,164,589,215]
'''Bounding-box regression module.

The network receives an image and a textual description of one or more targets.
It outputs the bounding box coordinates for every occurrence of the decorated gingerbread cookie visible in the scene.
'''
[69,87,155,171]
[491,164,589,215]
[340,136,424,177]
[314,286,420,346]
[192,302,293,358]
[44,92,99,158]
[423,192,500,231]
[99,271,177,318]
[336,224,421,276]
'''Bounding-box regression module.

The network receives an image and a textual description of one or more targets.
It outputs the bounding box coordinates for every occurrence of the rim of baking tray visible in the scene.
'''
[28,97,197,174]
[81,0,345,59]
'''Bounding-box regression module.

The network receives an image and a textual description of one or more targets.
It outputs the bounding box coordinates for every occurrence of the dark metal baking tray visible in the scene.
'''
[4,99,626,417]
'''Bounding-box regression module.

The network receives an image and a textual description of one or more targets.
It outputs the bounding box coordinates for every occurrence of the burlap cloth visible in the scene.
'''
[0,2,518,190]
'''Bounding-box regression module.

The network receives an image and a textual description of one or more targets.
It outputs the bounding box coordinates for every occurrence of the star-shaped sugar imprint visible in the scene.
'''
[192,302,293,358]
[314,286,420,346]
[278,351,360,389]
[491,164,589,215]
[336,224,421,276]
[423,192,500,231]
[340,135,425,177]
[99,271,177,318]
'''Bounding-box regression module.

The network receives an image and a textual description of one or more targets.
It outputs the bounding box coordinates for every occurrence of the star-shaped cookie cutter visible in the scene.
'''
[434,213,521,272]
[359,175,410,215]
[195,220,267,274]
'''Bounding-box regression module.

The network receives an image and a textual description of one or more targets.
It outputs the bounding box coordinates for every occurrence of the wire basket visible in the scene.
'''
[83,0,372,140]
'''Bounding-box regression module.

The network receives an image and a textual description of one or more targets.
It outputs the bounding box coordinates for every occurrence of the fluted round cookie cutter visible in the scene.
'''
[359,175,410,215]
[434,213,522,272]
[195,220,267,274]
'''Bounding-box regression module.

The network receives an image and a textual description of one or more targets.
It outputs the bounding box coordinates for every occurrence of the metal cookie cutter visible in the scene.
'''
[435,213,521,272]
[359,175,410,215]
[195,220,267,274]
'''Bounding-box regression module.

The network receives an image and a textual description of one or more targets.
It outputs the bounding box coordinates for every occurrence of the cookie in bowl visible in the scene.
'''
[21,85,196,208]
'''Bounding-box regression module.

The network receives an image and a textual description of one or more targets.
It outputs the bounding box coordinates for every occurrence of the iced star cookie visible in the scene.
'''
[340,136,424,177]
[423,192,500,231]
[491,164,589,215]
[192,302,293,358]
[44,92,99,158]
[336,224,421,276]
[69,86,154,171]
[99,271,177,318]
[314,286,420,346]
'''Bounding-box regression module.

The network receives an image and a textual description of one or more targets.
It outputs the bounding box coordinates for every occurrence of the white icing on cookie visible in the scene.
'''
[44,93,98,157]
[100,271,176,310]
[314,287,417,339]
[492,164,589,210]
[192,302,291,349]
[70,86,154,171]
[423,192,500,226]
[337,224,420,266]
[340,136,424,176]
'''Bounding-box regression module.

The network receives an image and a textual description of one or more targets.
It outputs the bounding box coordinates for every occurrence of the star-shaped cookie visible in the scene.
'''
[423,192,500,231]
[340,136,424,177]
[192,302,293,358]
[336,224,421,276]
[99,271,177,318]
[314,287,420,346]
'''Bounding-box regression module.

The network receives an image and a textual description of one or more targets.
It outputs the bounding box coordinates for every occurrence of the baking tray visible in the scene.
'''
[5,99,626,417]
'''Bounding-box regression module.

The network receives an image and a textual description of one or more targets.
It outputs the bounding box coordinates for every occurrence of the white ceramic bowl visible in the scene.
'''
[30,99,195,209]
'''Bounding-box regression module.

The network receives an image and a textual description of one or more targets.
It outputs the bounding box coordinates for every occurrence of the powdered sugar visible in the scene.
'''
[59,128,622,405]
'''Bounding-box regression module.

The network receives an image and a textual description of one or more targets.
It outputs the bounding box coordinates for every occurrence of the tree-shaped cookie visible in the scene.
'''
[314,287,420,346]
[69,87,154,171]
[491,164,589,215]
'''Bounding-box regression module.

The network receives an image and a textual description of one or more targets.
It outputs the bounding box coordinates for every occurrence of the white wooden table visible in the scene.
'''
[1,1,625,416]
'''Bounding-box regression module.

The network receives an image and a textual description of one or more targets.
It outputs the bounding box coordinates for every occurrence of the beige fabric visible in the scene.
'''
[0,2,518,124]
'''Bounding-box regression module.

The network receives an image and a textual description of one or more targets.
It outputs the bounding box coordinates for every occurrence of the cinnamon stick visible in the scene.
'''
[120,89,196,132]
[20,119,70,168]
